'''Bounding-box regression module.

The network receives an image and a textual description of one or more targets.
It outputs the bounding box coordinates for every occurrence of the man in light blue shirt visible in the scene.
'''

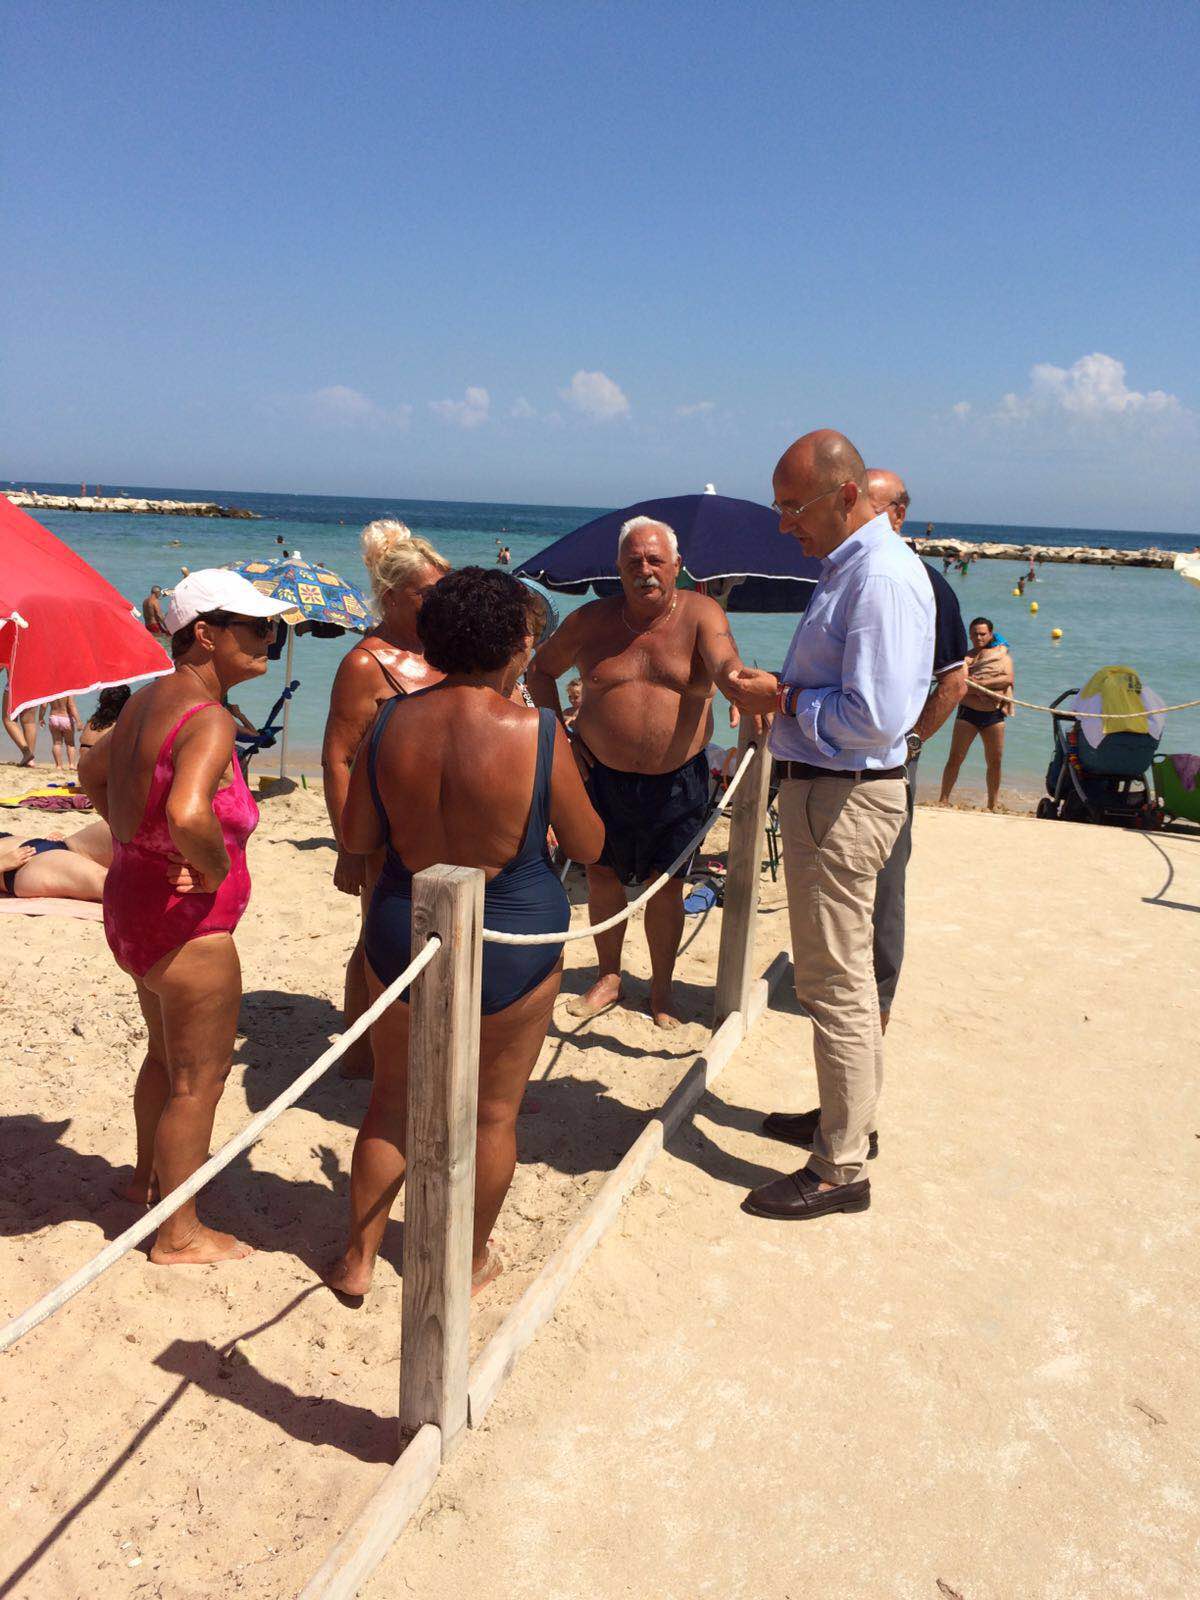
[728,430,934,1222]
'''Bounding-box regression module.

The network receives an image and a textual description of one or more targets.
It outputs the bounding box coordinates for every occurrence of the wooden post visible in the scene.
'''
[712,720,774,1027]
[399,864,484,1459]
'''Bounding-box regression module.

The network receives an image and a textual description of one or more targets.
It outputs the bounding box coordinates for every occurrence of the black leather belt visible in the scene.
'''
[775,762,906,783]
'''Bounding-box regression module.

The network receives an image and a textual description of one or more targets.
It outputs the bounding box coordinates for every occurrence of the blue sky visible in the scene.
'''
[4,0,1198,531]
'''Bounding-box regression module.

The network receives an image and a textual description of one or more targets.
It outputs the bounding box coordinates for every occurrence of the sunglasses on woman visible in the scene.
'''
[202,610,279,640]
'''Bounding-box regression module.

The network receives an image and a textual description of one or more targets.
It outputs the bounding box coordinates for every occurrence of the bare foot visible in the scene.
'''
[650,990,681,1030]
[471,1249,502,1297]
[111,1171,157,1205]
[324,1253,373,1298]
[149,1226,254,1265]
[567,975,623,1019]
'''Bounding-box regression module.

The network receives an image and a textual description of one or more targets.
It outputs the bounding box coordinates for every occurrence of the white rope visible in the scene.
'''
[483,743,760,945]
[967,683,1200,719]
[0,937,442,1355]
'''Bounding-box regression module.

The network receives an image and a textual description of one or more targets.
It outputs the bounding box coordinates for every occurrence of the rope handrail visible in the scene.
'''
[0,936,442,1355]
[483,741,759,945]
[966,683,1200,719]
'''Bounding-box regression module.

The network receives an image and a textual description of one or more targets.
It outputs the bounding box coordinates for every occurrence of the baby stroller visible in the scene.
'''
[1037,669,1164,828]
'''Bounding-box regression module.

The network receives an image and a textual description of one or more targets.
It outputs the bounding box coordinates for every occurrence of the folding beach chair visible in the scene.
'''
[235,679,300,778]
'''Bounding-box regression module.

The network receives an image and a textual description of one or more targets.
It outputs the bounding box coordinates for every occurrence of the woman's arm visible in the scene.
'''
[164,707,236,891]
[547,721,604,863]
[67,697,82,728]
[77,731,111,819]
[341,736,386,855]
[322,651,384,889]
[225,700,257,733]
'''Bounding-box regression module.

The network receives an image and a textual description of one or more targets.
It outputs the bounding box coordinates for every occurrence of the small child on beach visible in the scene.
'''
[46,697,82,770]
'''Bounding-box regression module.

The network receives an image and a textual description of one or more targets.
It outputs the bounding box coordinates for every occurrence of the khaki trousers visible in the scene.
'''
[779,776,908,1184]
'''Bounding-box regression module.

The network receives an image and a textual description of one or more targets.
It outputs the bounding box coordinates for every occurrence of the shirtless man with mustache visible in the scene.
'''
[527,516,749,1028]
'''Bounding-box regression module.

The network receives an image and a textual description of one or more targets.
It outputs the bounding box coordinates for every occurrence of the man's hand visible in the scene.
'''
[334,848,366,896]
[726,666,780,717]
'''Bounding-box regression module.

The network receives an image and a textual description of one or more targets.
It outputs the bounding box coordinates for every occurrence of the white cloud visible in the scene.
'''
[676,400,715,418]
[994,353,1186,424]
[307,385,411,430]
[430,385,491,429]
[951,400,973,418]
[509,396,537,420]
[560,369,630,421]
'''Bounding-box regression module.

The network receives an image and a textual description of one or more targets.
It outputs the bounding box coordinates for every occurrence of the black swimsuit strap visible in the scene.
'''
[366,696,403,843]
[356,643,410,698]
[507,708,556,869]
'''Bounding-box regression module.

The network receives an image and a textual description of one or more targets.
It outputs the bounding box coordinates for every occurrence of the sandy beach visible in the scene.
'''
[1,761,1197,1598]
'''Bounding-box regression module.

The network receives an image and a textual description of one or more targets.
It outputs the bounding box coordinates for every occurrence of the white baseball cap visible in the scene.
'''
[164,568,294,634]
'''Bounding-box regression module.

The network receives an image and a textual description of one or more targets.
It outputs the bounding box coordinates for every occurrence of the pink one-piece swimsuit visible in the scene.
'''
[103,702,259,978]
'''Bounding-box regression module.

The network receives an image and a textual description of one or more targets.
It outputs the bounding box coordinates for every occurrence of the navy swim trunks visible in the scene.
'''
[586,751,711,886]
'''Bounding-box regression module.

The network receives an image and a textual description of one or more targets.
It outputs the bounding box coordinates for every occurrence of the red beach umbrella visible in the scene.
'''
[0,496,172,716]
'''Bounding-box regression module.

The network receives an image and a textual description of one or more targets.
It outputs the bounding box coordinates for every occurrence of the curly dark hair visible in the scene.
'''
[416,567,533,675]
[89,685,131,729]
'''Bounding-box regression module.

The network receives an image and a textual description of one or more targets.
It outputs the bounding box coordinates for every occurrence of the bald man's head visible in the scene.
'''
[867,468,910,534]
[771,429,873,559]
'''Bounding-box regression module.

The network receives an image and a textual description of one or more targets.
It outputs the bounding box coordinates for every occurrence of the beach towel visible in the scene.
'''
[0,896,102,920]
[0,783,90,810]
[962,644,1014,715]
[16,793,93,813]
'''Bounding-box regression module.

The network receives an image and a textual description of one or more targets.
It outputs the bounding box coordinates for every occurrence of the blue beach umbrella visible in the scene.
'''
[513,490,821,613]
[227,554,373,777]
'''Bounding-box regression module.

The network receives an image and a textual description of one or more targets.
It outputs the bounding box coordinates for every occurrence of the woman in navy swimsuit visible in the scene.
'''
[326,568,604,1299]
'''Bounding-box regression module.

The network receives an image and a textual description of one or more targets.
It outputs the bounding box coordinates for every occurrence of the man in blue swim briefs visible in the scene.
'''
[528,516,752,1029]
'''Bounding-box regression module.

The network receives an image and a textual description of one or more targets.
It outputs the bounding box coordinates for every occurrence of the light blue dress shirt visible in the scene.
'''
[768,512,936,771]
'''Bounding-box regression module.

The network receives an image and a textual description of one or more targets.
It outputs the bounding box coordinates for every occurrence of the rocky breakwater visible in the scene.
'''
[918,537,1176,570]
[5,491,257,519]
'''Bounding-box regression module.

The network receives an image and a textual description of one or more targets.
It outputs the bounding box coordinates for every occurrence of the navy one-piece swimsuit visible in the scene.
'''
[364,700,570,1014]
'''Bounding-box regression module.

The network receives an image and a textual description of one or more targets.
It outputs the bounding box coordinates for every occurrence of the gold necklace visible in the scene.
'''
[621,594,677,635]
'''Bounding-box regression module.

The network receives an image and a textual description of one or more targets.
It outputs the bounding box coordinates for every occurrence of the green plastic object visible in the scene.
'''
[1152,756,1200,823]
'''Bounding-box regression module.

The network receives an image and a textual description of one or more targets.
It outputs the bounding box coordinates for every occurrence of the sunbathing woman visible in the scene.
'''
[322,520,450,1077]
[326,568,604,1298]
[0,818,113,900]
[79,569,290,1266]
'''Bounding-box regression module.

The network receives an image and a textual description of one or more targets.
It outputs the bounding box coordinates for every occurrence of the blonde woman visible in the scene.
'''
[322,520,451,1077]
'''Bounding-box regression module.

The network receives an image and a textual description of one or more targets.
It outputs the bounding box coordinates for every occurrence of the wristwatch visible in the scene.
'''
[905,731,923,760]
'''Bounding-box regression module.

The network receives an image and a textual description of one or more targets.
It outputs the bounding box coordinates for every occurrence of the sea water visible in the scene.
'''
[11,482,1200,805]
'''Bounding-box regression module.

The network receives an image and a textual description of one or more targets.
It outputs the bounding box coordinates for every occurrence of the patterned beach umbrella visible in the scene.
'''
[227,555,372,631]
[225,554,372,778]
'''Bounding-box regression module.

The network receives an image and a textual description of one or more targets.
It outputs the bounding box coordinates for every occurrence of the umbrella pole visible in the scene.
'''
[279,625,294,780]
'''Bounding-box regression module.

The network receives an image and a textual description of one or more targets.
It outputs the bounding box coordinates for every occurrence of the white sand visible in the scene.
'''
[1,762,1197,1598]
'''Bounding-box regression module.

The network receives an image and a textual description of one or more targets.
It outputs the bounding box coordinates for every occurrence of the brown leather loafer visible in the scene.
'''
[741,1166,871,1220]
[762,1107,879,1160]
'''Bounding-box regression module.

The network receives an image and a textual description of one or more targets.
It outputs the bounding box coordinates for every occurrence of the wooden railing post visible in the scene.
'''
[399,864,484,1460]
[712,721,774,1027]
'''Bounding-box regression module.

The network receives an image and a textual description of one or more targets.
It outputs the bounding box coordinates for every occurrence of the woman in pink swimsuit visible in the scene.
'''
[79,570,291,1267]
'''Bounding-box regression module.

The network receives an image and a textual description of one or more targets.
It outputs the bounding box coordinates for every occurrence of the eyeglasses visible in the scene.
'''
[202,611,278,640]
[883,496,910,513]
[771,484,843,520]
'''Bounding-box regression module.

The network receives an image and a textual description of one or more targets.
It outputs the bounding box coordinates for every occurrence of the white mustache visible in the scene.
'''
[634,577,661,590]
